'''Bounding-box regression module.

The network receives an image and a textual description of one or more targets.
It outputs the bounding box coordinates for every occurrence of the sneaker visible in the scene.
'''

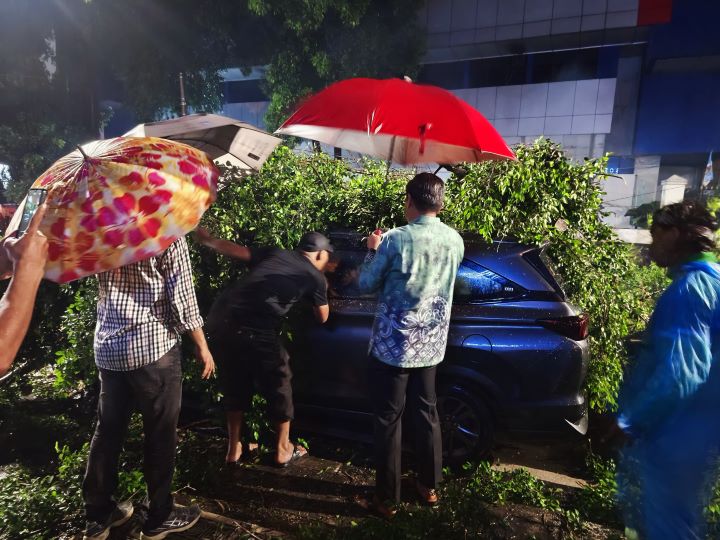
[83,500,134,540]
[140,504,202,539]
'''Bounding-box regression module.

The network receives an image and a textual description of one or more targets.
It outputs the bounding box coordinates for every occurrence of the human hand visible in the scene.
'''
[3,204,48,280]
[367,229,383,250]
[195,344,216,379]
[193,226,214,246]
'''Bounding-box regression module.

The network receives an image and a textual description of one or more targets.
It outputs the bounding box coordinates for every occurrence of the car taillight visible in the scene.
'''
[538,313,589,341]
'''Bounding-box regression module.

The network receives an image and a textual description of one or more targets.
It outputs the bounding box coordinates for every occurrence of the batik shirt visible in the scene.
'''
[357,215,464,368]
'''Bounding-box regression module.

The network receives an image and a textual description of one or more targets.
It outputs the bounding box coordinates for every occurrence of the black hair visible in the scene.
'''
[406,172,445,213]
[652,200,718,253]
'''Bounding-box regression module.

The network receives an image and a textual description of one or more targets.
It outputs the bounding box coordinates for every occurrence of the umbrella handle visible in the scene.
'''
[385,136,396,179]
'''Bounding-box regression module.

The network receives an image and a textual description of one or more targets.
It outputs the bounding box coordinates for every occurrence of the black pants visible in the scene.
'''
[210,326,294,422]
[369,356,443,503]
[83,345,182,528]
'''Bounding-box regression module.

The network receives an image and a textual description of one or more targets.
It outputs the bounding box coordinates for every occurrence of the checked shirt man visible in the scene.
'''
[354,172,464,516]
[82,237,214,540]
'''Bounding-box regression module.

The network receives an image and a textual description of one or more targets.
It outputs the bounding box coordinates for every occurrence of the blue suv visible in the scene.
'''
[289,232,589,463]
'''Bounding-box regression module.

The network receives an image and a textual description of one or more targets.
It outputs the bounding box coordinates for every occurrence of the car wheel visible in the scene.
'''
[437,382,494,464]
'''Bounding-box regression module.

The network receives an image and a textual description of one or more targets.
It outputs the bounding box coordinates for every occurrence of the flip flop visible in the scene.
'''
[275,446,308,468]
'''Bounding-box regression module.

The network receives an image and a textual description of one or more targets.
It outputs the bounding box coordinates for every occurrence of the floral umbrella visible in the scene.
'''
[5,137,219,283]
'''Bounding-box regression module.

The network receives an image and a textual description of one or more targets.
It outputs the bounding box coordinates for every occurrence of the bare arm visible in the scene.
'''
[187,327,214,379]
[0,206,48,376]
[194,226,251,262]
[158,237,215,379]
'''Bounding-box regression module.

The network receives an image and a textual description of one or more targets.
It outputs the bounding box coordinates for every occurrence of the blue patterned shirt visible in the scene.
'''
[357,215,464,368]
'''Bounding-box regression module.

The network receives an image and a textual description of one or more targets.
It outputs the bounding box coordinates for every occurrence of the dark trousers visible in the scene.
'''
[369,356,443,503]
[210,326,294,422]
[83,345,182,527]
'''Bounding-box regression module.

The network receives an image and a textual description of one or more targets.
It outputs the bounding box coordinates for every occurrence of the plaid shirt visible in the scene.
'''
[94,237,204,371]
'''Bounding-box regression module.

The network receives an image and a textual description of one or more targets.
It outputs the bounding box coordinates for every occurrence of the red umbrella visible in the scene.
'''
[276,77,515,165]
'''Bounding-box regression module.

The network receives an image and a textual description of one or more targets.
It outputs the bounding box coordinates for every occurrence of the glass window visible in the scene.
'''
[326,250,377,300]
[224,80,267,103]
[454,260,525,303]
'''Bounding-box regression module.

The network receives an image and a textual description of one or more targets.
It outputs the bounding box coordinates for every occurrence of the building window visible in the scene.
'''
[224,80,267,104]
[418,46,620,90]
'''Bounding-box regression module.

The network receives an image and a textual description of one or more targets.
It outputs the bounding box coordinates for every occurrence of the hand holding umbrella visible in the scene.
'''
[5,137,220,283]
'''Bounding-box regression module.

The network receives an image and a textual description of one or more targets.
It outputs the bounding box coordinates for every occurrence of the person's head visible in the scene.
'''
[405,172,445,221]
[649,201,718,267]
[296,231,333,271]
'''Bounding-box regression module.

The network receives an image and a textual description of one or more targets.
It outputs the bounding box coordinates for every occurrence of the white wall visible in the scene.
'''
[452,78,615,160]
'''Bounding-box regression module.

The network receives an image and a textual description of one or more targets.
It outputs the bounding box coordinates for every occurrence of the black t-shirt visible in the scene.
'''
[208,247,328,333]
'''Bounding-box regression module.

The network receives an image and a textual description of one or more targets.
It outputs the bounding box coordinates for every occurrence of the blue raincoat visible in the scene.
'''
[617,254,720,539]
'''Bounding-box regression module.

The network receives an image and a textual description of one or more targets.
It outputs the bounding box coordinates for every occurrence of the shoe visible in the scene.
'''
[83,500,134,540]
[415,480,439,506]
[354,494,398,519]
[140,504,201,539]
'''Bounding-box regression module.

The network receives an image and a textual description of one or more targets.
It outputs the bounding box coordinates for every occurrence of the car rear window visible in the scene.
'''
[522,248,566,299]
[454,260,526,304]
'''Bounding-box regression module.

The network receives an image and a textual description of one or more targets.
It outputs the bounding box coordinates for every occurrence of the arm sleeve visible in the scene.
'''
[312,271,328,306]
[158,237,204,334]
[357,235,395,294]
[618,275,716,435]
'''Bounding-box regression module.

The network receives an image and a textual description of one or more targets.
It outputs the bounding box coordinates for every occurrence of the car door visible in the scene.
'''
[290,248,377,412]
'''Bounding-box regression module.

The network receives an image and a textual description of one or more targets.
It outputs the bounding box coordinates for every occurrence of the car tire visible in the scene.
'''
[437,382,495,465]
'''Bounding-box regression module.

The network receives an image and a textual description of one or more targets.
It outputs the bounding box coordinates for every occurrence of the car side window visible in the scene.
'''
[326,250,378,300]
[454,259,525,303]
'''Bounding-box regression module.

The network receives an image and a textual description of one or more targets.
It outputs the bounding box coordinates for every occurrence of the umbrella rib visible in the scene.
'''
[169,138,256,164]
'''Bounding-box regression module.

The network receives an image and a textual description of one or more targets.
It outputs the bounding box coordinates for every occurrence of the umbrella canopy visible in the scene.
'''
[125,113,282,173]
[5,137,219,283]
[276,77,515,165]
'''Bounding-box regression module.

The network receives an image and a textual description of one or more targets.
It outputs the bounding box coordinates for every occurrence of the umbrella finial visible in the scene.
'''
[76,145,90,161]
[403,76,413,83]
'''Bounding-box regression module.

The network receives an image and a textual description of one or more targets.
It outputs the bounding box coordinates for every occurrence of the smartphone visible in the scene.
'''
[17,188,48,236]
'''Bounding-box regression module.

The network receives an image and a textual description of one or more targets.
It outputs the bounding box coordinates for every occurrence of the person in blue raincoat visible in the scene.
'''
[610,201,720,539]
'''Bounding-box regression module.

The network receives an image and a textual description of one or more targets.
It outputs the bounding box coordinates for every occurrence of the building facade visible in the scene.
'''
[219,0,720,230]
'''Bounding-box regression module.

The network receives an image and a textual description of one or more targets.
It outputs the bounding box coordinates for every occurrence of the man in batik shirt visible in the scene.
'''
[355,172,464,516]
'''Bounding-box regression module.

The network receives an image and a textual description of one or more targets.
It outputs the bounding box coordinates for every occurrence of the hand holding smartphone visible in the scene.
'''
[17,189,48,237]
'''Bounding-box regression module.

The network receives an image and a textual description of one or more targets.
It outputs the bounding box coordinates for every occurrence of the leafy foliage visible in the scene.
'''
[297,462,582,539]
[53,281,98,393]
[3,140,667,414]
[442,140,669,411]
[248,0,426,130]
[200,140,667,412]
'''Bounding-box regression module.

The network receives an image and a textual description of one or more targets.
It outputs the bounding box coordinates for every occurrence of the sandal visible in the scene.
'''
[354,494,398,519]
[275,445,308,468]
[415,480,439,506]
[225,442,260,466]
